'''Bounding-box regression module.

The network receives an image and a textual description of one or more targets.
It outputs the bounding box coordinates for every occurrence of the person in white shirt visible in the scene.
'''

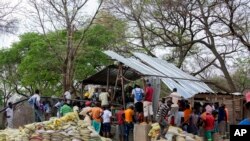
[168,88,182,126]
[64,90,72,104]
[102,106,112,138]
[99,89,110,107]
[28,89,43,122]
[5,102,13,128]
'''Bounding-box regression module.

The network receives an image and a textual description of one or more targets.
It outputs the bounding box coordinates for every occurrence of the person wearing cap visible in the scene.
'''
[239,92,250,125]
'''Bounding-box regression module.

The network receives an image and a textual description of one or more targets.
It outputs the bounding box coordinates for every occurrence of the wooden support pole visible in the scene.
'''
[106,68,110,92]
[232,94,235,124]
[120,64,126,109]
[112,66,120,102]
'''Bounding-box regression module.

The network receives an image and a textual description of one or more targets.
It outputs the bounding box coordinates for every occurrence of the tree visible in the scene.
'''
[28,0,103,91]
[104,0,249,92]
[0,0,20,33]
[0,22,119,97]
[232,58,250,92]
[16,33,62,95]
[216,0,250,51]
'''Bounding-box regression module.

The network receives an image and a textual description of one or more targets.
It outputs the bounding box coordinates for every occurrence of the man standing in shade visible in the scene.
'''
[132,84,144,123]
[99,88,110,107]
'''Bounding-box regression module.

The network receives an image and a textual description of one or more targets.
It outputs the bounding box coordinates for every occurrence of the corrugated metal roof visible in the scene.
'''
[104,51,214,98]
[104,51,164,76]
[82,65,141,85]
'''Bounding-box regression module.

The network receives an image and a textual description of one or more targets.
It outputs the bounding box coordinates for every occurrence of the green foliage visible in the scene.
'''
[74,24,115,81]
[232,58,250,92]
[0,23,123,96]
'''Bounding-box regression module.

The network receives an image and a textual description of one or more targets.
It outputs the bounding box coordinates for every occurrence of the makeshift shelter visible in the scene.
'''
[191,92,245,124]
[82,51,214,112]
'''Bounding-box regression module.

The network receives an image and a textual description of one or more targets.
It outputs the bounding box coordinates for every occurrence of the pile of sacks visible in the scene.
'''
[166,126,203,141]
[148,124,203,141]
[0,112,112,141]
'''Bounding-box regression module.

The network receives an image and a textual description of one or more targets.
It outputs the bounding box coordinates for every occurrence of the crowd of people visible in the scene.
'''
[5,84,250,141]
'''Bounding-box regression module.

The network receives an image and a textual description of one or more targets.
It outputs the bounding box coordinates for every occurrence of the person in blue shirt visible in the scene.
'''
[239,92,250,125]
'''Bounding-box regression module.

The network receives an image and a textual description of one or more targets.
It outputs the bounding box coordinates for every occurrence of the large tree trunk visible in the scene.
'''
[63,59,74,92]
[210,47,237,92]
[197,0,237,92]
[63,25,75,92]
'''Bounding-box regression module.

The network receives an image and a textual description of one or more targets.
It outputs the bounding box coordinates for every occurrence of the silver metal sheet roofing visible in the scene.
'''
[104,51,214,98]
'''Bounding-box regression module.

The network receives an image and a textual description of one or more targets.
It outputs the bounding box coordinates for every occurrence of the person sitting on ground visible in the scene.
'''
[239,92,250,125]
[87,102,103,134]
[131,84,144,123]
[144,83,154,123]
[60,100,73,117]
[102,106,112,138]
[99,88,110,107]
[5,102,14,128]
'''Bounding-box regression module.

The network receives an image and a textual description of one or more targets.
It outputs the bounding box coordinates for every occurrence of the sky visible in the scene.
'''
[0,0,99,48]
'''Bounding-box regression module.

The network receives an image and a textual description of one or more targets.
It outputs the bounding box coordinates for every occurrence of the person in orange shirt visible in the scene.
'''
[123,105,134,141]
[182,104,192,131]
[87,102,103,133]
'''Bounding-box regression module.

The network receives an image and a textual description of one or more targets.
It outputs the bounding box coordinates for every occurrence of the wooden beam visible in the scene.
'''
[106,67,110,91]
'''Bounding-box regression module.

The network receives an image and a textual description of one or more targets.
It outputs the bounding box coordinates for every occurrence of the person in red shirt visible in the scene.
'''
[143,83,154,123]
[203,105,215,141]
[116,107,124,141]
